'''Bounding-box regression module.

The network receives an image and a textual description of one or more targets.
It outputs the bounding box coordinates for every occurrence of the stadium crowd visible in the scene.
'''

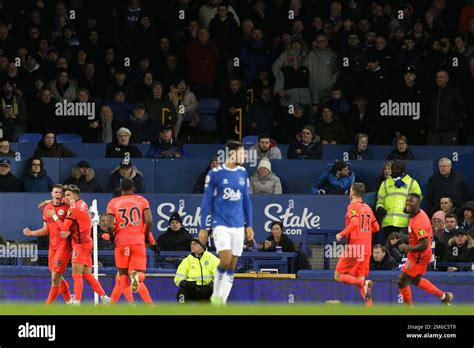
[0,0,474,271]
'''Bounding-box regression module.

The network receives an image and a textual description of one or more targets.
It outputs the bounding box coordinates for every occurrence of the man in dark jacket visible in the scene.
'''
[146,124,183,158]
[425,158,474,215]
[219,77,247,141]
[156,213,193,251]
[208,3,239,57]
[0,158,21,191]
[0,138,15,157]
[63,160,102,192]
[105,127,142,158]
[33,131,76,158]
[192,156,220,194]
[21,157,54,192]
[424,70,465,145]
[106,159,145,195]
[442,229,474,271]
[370,244,398,270]
[287,125,322,159]
[124,104,158,144]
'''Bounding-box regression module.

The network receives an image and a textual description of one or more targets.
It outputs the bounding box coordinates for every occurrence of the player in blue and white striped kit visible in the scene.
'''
[199,141,254,305]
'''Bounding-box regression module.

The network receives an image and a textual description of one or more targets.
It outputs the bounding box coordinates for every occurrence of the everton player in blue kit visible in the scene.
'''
[199,141,254,305]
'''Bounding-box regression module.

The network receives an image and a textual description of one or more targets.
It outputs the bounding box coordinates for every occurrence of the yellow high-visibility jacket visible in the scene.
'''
[376,174,422,228]
[174,250,220,287]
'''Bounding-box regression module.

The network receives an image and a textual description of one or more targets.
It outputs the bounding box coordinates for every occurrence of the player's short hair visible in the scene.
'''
[445,213,458,222]
[120,178,135,192]
[351,182,365,197]
[52,183,64,191]
[64,184,80,194]
[225,140,244,153]
[407,193,421,201]
[373,244,386,253]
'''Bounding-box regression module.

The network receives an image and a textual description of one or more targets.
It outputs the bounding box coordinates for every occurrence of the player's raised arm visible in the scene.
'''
[23,222,49,237]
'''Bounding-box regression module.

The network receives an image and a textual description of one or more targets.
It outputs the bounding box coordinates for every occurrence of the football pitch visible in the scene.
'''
[1,303,473,316]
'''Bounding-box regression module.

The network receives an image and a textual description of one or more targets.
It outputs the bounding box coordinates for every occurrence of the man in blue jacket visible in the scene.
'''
[311,160,355,194]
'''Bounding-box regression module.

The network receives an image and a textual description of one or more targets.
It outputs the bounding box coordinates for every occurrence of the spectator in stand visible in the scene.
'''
[272,37,308,82]
[208,2,239,57]
[146,124,183,158]
[97,214,115,250]
[248,133,282,160]
[145,81,177,130]
[168,80,199,139]
[431,210,448,262]
[461,57,474,144]
[107,159,145,195]
[186,27,219,97]
[287,125,322,160]
[346,94,376,141]
[387,135,415,160]
[440,213,461,248]
[305,33,339,106]
[198,0,240,29]
[1,80,28,141]
[107,91,136,126]
[311,160,355,195]
[0,159,21,192]
[325,85,350,120]
[63,160,103,193]
[249,158,282,194]
[240,27,272,87]
[460,201,474,231]
[425,158,474,215]
[159,54,185,94]
[347,133,376,160]
[157,212,193,251]
[246,87,278,136]
[49,69,77,102]
[219,77,247,141]
[192,156,220,194]
[97,105,119,144]
[21,157,53,192]
[370,244,398,270]
[375,161,392,192]
[442,229,474,272]
[277,103,310,144]
[105,127,142,158]
[105,68,134,102]
[33,131,76,158]
[376,160,421,240]
[315,105,347,144]
[28,88,56,134]
[124,103,157,144]
[0,138,15,157]
[425,70,465,145]
[437,197,460,216]
[384,232,404,264]
[261,221,295,252]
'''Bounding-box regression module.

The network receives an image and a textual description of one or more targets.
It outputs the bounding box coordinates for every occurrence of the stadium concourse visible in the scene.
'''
[0,0,474,309]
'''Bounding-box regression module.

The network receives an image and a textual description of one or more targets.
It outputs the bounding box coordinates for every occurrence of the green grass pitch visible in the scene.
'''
[1,303,473,315]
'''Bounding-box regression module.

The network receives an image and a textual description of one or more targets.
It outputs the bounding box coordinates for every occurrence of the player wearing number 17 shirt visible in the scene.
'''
[106,179,158,305]
[335,183,380,306]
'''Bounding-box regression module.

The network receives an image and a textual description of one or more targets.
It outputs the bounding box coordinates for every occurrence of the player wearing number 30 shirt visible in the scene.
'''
[106,179,156,304]
[335,183,380,306]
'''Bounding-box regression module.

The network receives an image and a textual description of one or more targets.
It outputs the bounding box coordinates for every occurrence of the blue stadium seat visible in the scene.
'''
[18,133,42,144]
[197,98,220,133]
[56,134,83,143]
[242,135,258,145]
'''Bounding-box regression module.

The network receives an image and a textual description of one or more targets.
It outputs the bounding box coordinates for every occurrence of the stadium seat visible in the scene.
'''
[18,133,42,144]
[242,135,258,145]
[197,98,220,134]
[56,133,83,143]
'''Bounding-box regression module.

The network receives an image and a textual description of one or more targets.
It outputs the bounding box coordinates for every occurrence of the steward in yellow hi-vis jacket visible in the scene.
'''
[376,160,422,239]
[174,238,220,302]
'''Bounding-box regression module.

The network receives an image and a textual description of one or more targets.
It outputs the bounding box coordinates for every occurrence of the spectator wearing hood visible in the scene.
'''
[384,232,405,263]
[442,229,474,272]
[370,244,398,270]
[21,156,54,192]
[105,127,142,158]
[33,131,76,158]
[106,159,145,195]
[146,124,183,158]
[192,156,220,194]
[157,212,193,251]
[287,125,323,159]
[347,133,376,160]
[0,159,21,192]
[63,160,102,193]
[249,158,282,194]
[376,160,422,240]
[387,135,415,161]
[174,238,219,303]
[460,201,474,231]
[311,160,355,195]
[315,105,347,144]
[425,158,474,215]
[248,133,282,160]
[124,104,157,144]
[240,27,272,87]
[209,2,239,57]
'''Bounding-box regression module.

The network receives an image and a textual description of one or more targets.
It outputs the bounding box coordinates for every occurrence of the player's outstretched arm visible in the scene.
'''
[399,237,429,253]
[23,223,48,237]
[337,216,360,240]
